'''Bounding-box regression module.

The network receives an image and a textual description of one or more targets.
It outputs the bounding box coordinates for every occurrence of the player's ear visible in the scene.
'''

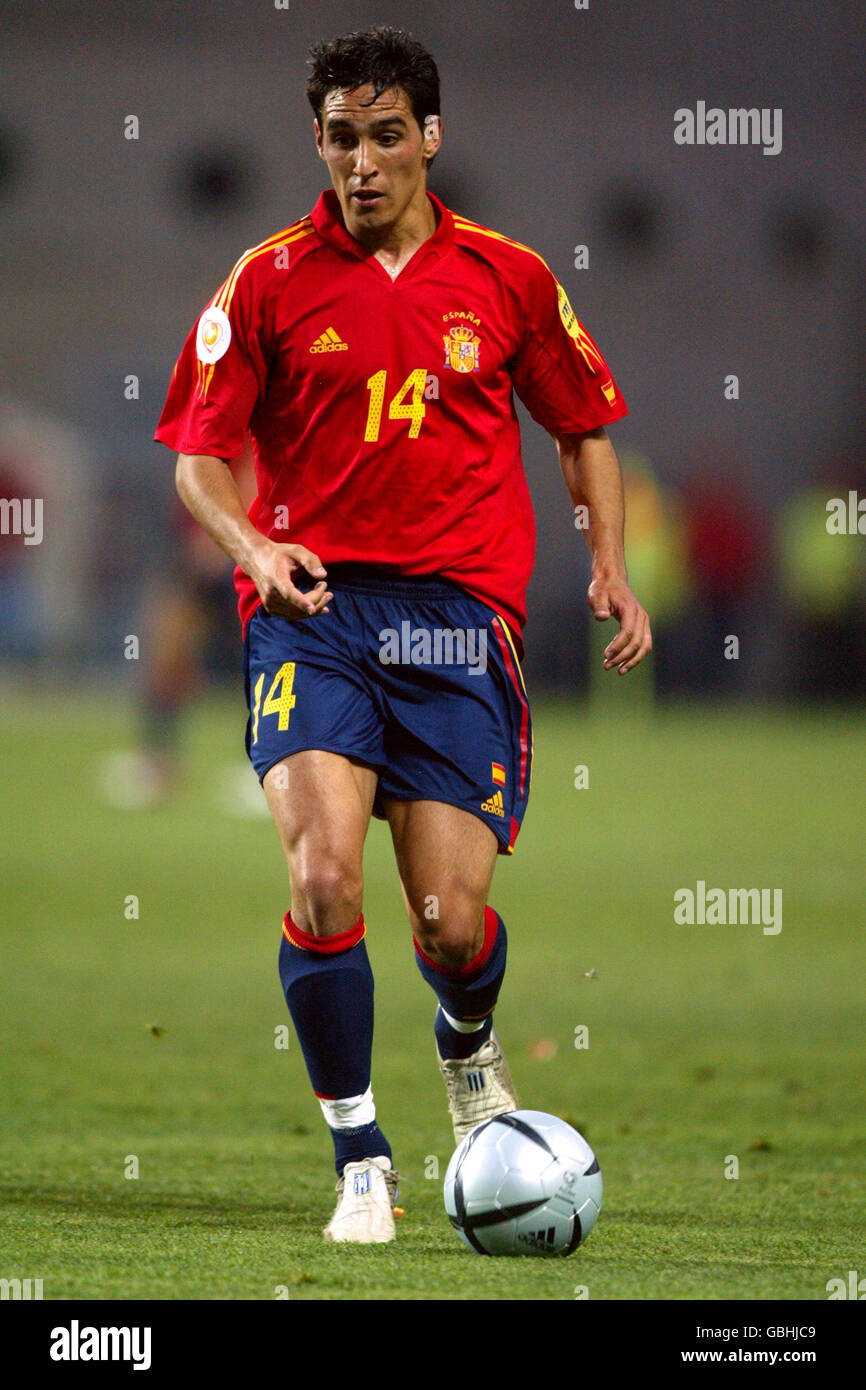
[422,114,442,161]
[314,118,324,159]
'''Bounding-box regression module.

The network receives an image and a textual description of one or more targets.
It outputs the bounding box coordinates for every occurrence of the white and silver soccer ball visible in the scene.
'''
[444,1110,602,1256]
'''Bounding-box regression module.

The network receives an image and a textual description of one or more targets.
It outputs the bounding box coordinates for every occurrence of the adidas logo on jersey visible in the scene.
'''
[310,327,348,353]
[480,790,505,818]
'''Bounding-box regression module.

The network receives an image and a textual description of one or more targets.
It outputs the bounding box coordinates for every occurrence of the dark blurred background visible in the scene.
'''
[1,0,864,718]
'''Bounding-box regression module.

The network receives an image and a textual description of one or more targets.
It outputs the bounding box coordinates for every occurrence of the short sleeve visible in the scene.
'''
[154,261,268,459]
[510,259,628,436]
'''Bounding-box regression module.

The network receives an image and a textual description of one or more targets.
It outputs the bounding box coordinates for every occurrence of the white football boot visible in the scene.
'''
[437,1027,520,1143]
[323,1156,399,1244]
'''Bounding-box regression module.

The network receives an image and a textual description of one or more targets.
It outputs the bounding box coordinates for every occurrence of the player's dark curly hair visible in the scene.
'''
[306,25,440,134]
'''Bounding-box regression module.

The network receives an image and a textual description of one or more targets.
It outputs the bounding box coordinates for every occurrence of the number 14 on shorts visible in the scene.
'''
[251,663,297,742]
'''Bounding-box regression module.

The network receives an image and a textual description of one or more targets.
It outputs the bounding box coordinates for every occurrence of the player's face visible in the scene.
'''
[315,84,441,242]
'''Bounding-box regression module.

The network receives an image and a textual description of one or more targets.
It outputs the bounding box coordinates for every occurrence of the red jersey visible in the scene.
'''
[155,190,627,644]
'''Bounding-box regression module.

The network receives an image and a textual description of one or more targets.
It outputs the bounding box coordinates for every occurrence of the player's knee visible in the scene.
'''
[291,856,363,936]
[414,907,485,970]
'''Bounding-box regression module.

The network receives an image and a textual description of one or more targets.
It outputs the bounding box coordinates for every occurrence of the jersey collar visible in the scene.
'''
[311,188,455,275]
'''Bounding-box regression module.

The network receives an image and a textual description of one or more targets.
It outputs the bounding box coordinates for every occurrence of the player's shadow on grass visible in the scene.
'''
[0,1182,313,1228]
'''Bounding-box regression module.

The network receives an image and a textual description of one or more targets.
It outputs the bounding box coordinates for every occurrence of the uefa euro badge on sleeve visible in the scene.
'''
[196,307,232,364]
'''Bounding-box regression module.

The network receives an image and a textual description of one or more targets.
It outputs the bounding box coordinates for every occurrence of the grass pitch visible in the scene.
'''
[0,687,863,1301]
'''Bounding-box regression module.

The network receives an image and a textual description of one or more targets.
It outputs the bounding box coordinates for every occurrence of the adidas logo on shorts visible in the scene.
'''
[480,789,505,818]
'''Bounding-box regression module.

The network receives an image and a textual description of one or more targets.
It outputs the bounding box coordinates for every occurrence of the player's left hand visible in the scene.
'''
[587,577,652,674]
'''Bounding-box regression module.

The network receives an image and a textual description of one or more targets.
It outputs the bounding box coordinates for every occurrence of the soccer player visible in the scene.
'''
[155,26,651,1244]
[98,451,257,809]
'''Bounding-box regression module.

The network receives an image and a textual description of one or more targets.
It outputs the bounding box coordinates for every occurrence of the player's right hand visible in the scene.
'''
[249,541,333,620]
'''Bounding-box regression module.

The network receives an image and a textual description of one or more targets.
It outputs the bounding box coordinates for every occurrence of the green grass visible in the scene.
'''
[0,688,864,1300]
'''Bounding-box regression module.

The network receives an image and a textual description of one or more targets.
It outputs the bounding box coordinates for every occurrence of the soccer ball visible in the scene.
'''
[444,1110,602,1256]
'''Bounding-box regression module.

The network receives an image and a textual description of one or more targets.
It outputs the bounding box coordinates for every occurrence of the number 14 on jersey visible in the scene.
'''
[364,368,433,442]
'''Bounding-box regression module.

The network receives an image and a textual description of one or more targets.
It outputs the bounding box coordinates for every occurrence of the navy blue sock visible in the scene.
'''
[434,1007,493,1060]
[279,912,390,1174]
[331,1120,391,1174]
[414,906,507,1060]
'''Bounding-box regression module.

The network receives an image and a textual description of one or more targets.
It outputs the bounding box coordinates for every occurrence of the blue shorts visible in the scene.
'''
[242,564,533,854]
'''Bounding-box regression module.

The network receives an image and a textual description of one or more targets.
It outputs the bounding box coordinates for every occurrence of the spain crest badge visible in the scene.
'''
[443,323,481,373]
